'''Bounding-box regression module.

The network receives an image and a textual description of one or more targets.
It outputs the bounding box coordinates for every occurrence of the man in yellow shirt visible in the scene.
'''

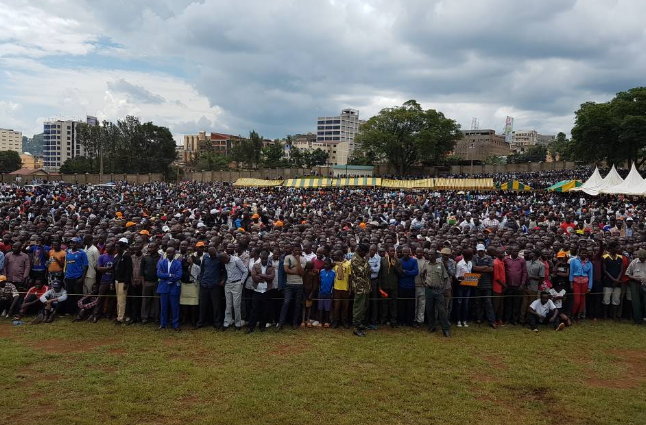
[332,250,351,329]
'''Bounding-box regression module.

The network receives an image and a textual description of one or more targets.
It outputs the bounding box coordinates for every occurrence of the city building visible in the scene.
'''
[316,109,364,165]
[292,136,349,166]
[0,128,22,152]
[43,117,95,171]
[511,130,555,153]
[182,131,243,162]
[454,129,511,162]
[20,153,44,170]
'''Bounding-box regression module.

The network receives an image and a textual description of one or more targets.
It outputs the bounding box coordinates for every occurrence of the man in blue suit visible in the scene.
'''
[157,247,182,331]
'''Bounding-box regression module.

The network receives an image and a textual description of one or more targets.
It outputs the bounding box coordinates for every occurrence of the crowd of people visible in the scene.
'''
[1,176,646,338]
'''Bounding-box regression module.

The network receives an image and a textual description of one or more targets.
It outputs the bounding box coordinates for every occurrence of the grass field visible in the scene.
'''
[1,320,646,425]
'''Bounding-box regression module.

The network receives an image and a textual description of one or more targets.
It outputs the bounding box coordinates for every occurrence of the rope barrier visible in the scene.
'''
[9,290,613,301]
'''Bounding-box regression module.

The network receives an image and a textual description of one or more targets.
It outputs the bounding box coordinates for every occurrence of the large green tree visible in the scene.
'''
[547,132,574,161]
[261,140,285,168]
[507,145,547,164]
[356,100,461,174]
[59,156,93,174]
[75,116,177,174]
[0,150,22,173]
[571,87,646,167]
[196,153,229,171]
[301,148,329,168]
[231,130,264,169]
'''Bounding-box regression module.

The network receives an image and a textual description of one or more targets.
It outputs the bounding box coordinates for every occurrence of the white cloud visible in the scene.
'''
[0,1,97,57]
[0,59,224,140]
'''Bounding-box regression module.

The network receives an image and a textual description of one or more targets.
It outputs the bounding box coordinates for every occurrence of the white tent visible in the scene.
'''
[571,167,604,195]
[579,165,624,196]
[600,163,645,195]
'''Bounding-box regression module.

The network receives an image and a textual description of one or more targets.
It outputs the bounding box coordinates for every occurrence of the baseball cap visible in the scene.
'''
[139,230,150,236]
[0,275,6,282]
[195,241,205,247]
[476,244,486,251]
[440,248,452,255]
[71,237,82,243]
[118,237,129,245]
[556,251,567,258]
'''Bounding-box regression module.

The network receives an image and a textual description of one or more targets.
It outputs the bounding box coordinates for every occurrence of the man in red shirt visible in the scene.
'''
[15,279,49,319]
[560,214,577,234]
[492,248,507,325]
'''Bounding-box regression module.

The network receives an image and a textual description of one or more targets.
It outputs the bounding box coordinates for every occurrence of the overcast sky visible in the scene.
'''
[1,0,644,142]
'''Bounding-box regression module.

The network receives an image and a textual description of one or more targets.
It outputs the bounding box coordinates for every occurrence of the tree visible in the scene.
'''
[356,100,461,174]
[349,148,379,166]
[301,148,329,168]
[231,130,263,169]
[0,150,22,173]
[75,116,177,175]
[261,140,285,168]
[507,145,547,164]
[289,146,304,168]
[59,156,93,174]
[483,155,507,165]
[196,153,229,171]
[570,87,646,167]
[548,132,573,161]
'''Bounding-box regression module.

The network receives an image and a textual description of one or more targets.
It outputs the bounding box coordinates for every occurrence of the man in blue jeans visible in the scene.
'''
[277,245,306,331]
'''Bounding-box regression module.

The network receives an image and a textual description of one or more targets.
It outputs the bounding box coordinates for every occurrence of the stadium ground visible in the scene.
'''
[1,321,645,425]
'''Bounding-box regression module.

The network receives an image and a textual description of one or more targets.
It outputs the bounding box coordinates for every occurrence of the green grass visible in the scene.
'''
[1,320,646,425]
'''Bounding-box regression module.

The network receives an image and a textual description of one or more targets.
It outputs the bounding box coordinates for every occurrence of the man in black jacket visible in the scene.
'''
[197,246,225,329]
[141,243,161,324]
[114,238,133,325]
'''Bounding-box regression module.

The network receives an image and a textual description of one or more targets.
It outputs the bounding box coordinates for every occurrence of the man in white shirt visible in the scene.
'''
[528,292,565,332]
[83,235,100,295]
[367,244,381,328]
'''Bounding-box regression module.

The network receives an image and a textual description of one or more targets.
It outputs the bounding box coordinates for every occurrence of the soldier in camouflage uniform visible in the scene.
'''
[351,244,372,337]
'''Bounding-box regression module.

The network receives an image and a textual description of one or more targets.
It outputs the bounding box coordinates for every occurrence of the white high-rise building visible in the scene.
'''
[0,128,22,152]
[316,109,364,165]
[43,117,94,171]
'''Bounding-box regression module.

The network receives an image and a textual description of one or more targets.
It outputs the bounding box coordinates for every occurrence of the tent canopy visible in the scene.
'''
[547,180,583,192]
[571,167,603,194]
[599,163,645,195]
[499,180,531,191]
[233,178,283,187]
[580,165,624,196]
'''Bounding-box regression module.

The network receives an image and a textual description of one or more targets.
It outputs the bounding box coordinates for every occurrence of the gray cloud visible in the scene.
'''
[3,0,646,139]
[106,78,166,104]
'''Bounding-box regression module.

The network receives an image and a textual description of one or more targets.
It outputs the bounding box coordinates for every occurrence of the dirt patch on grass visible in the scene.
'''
[108,347,127,355]
[471,354,508,383]
[481,354,508,371]
[0,325,13,338]
[586,349,646,389]
[490,385,581,424]
[268,341,309,357]
[29,338,117,354]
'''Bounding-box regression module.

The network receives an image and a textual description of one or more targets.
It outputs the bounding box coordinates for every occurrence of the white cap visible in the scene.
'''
[476,243,486,251]
[118,237,129,244]
[210,209,217,215]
